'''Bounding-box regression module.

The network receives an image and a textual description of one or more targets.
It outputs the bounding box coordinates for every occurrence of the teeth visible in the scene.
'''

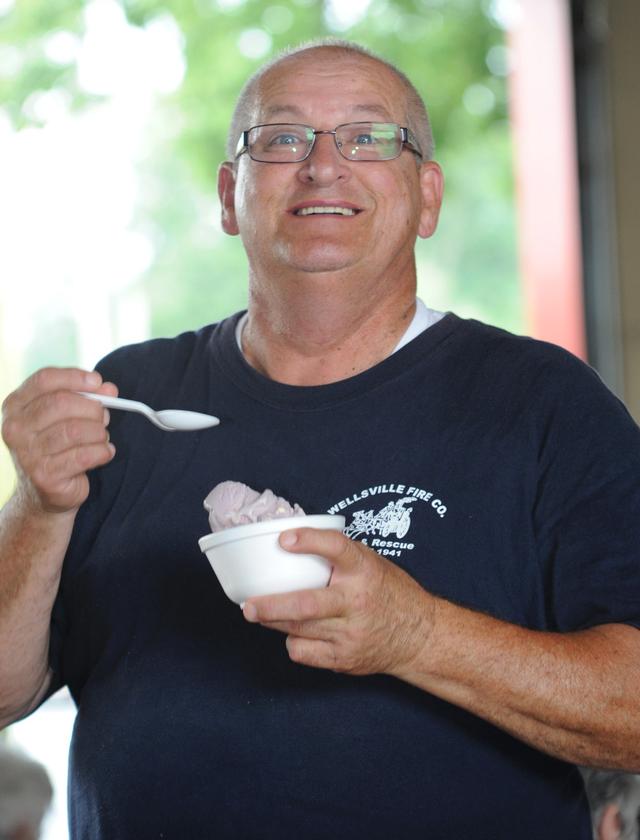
[296,206,356,216]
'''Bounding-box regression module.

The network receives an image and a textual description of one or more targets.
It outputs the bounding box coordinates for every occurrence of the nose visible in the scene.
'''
[297,132,350,186]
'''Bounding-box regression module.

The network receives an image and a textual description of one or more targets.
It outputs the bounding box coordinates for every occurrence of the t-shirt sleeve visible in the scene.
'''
[532,351,640,631]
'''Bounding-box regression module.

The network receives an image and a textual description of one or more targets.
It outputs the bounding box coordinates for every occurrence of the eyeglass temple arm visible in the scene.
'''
[234,130,250,159]
[401,127,423,158]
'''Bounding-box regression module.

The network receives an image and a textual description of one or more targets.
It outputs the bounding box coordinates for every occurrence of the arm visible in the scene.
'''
[0,368,117,727]
[242,528,640,771]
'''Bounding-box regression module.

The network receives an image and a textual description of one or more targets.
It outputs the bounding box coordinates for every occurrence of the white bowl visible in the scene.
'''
[198,514,345,606]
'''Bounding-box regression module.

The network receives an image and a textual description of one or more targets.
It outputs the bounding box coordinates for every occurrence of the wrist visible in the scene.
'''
[389,586,440,683]
[7,488,78,532]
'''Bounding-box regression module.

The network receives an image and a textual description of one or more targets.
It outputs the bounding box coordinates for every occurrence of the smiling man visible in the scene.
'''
[1,40,640,840]
[217,44,444,385]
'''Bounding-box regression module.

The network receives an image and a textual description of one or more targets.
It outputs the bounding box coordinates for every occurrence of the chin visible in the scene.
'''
[278,244,362,275]
[293,262,355,275]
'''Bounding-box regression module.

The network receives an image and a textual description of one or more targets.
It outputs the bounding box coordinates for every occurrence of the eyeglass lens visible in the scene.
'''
[247,123,403,162]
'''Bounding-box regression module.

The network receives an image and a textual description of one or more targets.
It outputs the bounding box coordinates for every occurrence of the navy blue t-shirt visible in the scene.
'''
[48,312,640,839]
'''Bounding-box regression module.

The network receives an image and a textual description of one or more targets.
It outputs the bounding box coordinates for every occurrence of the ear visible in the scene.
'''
[417,160,444,240]
[218,161,239,236]
[598,803,622,840]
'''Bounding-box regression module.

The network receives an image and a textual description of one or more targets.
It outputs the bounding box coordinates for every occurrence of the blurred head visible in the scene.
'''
[0,746,53,840]
[582,769,640,840]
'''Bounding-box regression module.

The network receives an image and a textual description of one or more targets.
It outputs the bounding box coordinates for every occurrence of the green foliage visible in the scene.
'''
[1,0,508,182]
[134,143,250,336]
[0,0,522,346]
[0,0,103,126]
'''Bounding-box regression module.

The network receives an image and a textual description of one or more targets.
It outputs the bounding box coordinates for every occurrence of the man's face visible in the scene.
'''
[219,50,443,284]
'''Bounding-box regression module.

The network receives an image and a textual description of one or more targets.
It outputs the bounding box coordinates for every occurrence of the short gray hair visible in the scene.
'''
[0,745,53,837]
[226,38,435,162]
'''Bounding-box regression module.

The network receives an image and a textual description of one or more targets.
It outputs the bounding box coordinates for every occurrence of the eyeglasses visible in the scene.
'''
[235,122,423,163]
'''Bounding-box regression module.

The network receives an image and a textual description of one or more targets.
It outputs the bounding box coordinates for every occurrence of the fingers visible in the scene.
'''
[32,438,116,490]
[16,392,99,437]
[1,367,118,514]
[279,527,365,573]
[4,369,117,429]
[244,585,347,626]
[285,637,339,671]
[25,441,116,513]
[36,414,109,457]
[243,530,432,677]
[244,530,377,626]
[4,367,112,411]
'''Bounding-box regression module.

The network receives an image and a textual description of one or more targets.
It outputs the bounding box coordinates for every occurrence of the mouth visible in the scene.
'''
[289,202,363,217]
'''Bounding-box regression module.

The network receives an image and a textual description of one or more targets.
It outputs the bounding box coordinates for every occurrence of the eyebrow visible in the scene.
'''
[260,103,397,123]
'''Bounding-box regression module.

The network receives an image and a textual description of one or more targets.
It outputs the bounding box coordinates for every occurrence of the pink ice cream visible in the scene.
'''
[204,481,305,532]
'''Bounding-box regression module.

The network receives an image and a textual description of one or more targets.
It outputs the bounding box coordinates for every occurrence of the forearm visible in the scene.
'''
[395,594,640,770]
[0,367,118,725]
[245,528,640,770]
[0,491,75,726]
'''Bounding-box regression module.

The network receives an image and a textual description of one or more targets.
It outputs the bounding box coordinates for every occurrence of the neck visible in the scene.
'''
[241,269,417,386]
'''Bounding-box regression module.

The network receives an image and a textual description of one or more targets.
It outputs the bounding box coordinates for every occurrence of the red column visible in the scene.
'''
[508,0,587,359]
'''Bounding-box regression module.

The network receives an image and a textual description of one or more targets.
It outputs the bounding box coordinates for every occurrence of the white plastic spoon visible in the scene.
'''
[77,392,220,432]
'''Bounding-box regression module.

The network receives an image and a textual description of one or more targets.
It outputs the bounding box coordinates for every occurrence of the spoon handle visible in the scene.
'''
[77,392,151,416]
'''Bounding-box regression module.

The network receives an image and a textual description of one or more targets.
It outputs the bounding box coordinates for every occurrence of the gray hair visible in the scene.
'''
[0,745,53,837]
[226,38,435,163]
[582,769,640,840]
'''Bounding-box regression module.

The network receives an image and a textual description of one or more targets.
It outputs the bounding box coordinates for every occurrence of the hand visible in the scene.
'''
[242,528,435,677]
[1,367,118,515]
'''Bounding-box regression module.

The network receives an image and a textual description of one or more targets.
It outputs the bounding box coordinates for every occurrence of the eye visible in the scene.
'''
[352,132,376,145]
[267,131,304,147]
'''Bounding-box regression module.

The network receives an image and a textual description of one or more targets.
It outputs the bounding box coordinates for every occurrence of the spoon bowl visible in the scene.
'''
[77,392,220,432]
[152,409,220,431]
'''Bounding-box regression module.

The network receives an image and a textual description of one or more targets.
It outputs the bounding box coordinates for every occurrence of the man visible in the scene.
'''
[1,40,639,839]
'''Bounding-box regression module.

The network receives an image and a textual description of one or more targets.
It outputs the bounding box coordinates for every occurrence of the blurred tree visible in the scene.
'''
[0,0,521,341]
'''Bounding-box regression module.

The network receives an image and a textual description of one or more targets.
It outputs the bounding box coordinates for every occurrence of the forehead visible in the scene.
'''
[251,50,409,125]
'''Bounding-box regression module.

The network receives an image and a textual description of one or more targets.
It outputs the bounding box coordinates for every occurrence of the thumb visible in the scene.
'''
[279,527,363,573]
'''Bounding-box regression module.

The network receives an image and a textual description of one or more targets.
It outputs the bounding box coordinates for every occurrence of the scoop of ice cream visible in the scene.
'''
[204,480,305,532]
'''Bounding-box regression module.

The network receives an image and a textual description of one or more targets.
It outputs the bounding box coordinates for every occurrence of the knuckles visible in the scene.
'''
[41,389,102,427]
[28,367,61,397]
[74,445,99,471]
[30,368,51,390]
[30,366,76,391]
[266,542,416,678]
[1,415,20,447]
[63,418,84,445]
[31,460,55,492]
[285,638,306,664]
[1,390,17,416]
[295,589,322,619]
[42,389,75,416]
[1,369,111,513]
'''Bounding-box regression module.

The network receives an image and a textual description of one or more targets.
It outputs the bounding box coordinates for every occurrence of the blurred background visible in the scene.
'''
[0,0,638,836]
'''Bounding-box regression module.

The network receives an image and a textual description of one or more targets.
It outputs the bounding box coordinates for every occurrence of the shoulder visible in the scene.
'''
[442,315,639,447]
[450,315,616,400]
[97,324,211,374]
[453,315,585,369]
[93,315,241,396]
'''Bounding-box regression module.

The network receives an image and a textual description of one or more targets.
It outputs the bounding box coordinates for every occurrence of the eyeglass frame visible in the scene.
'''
[234,122,423,163]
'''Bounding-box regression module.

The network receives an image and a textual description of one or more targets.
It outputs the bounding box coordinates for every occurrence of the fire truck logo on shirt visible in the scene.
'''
[344,497,415,539]
[327,483,448,559]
